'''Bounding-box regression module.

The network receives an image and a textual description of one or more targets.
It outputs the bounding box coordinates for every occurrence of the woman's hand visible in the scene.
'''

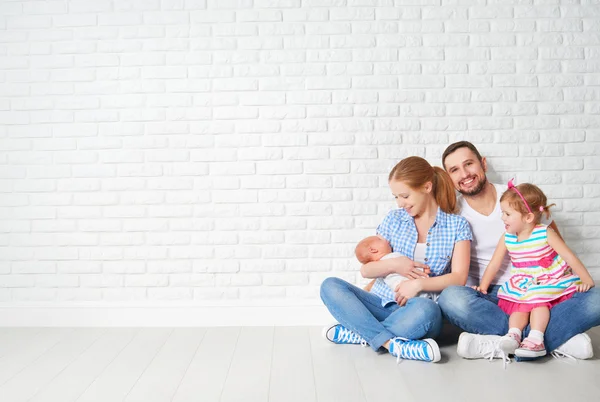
[390,256,430,279]
[394,279,423,307]
[471,284,488,294]
[577,281,595,293]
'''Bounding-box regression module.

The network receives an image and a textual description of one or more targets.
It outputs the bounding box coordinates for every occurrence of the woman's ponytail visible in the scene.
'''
[432,166,457,214]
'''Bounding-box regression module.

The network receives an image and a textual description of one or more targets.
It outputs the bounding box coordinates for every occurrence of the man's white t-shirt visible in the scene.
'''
[457,183,552,286]
[457,183,511,286]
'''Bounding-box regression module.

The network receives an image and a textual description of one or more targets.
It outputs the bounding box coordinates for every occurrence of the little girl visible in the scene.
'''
[474,180,595,358]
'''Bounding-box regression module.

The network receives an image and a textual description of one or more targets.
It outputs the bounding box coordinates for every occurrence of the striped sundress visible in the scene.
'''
[497,224,581,304]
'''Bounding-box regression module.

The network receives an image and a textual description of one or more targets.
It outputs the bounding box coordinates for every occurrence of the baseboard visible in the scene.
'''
[0,302,335,327]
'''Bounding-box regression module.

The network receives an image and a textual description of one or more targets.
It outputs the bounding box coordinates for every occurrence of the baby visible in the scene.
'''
[355,236,413,291]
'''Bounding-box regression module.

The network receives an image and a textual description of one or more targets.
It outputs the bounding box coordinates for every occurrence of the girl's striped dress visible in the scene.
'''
[497,224,581,304]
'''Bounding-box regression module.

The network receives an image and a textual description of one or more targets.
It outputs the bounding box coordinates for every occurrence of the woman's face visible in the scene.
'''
[389,180,431,218]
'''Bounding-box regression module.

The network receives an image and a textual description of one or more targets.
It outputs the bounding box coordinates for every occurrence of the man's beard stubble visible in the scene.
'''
[458,175,488,197]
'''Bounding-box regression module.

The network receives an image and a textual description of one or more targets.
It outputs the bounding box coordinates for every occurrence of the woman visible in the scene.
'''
[320,156,472,362]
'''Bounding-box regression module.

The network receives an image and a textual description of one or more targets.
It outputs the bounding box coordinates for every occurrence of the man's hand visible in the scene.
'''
[394,279,423,306]
[390,256,430,279]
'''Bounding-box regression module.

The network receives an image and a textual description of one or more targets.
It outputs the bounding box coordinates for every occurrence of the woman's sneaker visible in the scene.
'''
[388,337,441,363]
[515,337,547,358]
[322,323,366,345]
[498,332,521,355]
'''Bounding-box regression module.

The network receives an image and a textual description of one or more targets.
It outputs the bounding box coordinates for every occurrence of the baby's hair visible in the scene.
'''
[500,183,555,224]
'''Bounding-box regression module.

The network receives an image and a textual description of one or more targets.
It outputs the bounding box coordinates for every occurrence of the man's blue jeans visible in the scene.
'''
[320,277,443,352]
[438,285,600,351]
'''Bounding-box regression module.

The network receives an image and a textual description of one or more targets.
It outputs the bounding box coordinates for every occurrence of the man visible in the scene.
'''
[438,141,600,360]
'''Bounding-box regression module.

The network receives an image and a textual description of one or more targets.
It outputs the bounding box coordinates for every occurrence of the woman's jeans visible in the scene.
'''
[320,277,443,352]
[438,285,600,351]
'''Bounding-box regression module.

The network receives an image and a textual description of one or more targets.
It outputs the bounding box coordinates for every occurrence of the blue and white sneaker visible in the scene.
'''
[388,337,441,363]
[322,323,367,346]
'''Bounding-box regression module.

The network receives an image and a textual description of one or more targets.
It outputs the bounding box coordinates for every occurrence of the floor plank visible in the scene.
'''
[348,344,419,402]
[75,328,172,402]
[124,328,206,402]
[171,327,239,402]
[0,328,74,386]
[29,328,138,402]
[0,328,42,359]
[219,327,274,402]
[269,326,317,402]
[0,328,105,402]
[0,326,597,402]
[309,327,367,402]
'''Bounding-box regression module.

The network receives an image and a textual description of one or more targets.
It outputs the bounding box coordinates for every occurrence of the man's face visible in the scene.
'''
[443,147,488,196]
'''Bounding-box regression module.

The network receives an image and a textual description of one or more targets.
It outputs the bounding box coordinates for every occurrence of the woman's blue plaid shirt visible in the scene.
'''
[370,207,473,306]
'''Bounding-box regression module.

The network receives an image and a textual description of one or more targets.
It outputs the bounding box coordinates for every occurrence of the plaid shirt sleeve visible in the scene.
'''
[376,210,400,244]
[455,216,473,243]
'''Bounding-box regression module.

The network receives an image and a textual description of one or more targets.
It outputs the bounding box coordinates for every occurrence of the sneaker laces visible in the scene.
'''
[336,326,366,345]
[551,350,578,365]
[478,339,511,369]
[391,339,431,363]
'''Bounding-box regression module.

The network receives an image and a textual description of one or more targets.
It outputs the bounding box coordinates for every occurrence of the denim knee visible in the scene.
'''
[320,277,345,303]
[438,285,471,319]
[582,287,600,317]
[390,298,443,339]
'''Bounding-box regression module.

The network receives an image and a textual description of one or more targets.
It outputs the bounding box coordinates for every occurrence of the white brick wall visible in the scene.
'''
[1,0,600,320]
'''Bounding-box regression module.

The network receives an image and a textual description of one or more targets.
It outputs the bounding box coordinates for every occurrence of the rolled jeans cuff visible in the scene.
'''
[370,330,396,351]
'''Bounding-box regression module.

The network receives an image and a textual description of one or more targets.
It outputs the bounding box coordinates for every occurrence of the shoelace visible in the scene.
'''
[336,326,366,344]
[551,350,578,365]
[478,340,512,369]
[392,340,430,363]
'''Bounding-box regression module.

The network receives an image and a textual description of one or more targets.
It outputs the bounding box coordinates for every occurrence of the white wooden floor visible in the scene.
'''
[0,325,599,402]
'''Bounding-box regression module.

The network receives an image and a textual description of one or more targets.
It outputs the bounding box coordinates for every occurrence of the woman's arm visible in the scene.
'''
[547,228,595,289]
[415,240,471,293]
[393,240,470,306]
[360,256,430,279]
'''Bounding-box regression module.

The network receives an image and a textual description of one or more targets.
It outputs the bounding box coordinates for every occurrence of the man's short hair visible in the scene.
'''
[441,141,484,170]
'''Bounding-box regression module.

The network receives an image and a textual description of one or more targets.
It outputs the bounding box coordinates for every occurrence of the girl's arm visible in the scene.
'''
[547,228,595,289]
[477,236,508,293]
[548,220,563,240]
[415,240,471,292]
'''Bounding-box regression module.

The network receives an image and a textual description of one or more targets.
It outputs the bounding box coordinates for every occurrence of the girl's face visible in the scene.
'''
[500,200,530,234]
[389,180,432,218]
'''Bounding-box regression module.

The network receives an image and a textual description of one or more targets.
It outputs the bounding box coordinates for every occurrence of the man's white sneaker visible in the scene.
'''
[456,332,504,360]
[554,333,593,360]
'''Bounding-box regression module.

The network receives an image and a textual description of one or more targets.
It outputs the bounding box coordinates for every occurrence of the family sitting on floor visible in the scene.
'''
[320,141,599,364]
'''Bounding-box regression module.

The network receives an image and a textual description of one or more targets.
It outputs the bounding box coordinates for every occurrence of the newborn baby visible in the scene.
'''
[355,235,412,291]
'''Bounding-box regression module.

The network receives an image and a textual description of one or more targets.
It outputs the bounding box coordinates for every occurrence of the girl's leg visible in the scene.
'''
[508,311,530,332]
[320,278,442,351]
[499,312,529,354]
[529,307,550,333]
[515,307,550,358]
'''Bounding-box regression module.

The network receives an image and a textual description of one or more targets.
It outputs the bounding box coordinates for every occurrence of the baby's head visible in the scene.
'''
[355,236,392,264]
